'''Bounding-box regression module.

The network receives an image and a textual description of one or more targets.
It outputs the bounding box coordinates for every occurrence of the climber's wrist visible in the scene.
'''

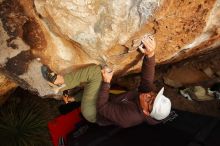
[146,51,155,58]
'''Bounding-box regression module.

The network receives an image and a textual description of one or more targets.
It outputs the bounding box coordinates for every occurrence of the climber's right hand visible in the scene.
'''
[141,35,156,58]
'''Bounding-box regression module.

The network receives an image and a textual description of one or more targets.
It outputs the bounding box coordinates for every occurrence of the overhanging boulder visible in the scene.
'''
[0,0,220,96]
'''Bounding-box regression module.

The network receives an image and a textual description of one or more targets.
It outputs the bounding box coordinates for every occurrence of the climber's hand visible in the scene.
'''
[63,95,75,104]
[140,35,156,58]
[101,67,114,83]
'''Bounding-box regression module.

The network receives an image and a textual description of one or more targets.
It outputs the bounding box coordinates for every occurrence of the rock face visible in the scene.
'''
[0,0,220,96]
[34,0,159,57]
[0,73,17,105]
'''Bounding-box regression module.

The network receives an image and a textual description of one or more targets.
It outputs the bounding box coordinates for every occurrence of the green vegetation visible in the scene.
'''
[0,90,54,146]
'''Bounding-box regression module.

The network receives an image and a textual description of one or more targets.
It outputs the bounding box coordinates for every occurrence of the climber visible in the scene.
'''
[41,63,103,123]
[96,35,172,127]
[41,35,171,127]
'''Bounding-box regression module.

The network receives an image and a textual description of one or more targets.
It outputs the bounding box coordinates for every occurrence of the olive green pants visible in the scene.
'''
[60,65,102,123]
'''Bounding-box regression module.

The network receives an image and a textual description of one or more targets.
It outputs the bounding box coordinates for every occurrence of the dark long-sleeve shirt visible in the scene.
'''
[96,56,160,128]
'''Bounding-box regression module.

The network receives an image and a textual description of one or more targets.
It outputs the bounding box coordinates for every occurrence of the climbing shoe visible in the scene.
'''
[41,65,57,84]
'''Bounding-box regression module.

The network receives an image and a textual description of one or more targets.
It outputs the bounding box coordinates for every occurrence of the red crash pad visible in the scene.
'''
[48,108,81,146]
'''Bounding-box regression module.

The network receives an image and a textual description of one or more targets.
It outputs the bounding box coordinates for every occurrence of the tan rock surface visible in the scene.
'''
[0,0,220,96]
[0,73,17,105]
